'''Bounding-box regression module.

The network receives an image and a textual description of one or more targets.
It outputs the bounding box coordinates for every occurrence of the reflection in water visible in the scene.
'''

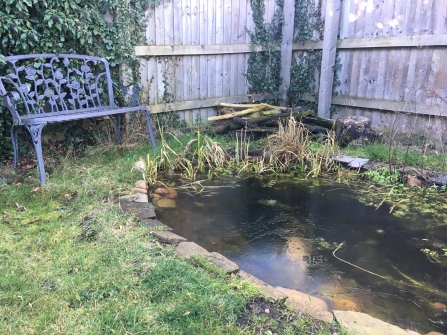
[158,176,447,334]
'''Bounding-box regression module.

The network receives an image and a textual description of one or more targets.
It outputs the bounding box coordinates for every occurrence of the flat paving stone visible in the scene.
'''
[333,155,369,168]
[151,231,186,244]
[204,252,239,274]
[143,219,172,231]
[120,202,156,219]
[174,242,209,257]
[333,310,420,335]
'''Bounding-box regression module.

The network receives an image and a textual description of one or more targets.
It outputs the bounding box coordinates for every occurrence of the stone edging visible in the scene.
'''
[118,192,424,335]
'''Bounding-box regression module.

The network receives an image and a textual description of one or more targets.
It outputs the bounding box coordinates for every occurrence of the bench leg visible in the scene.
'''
[111,115,122,145]
[10,125,19,169]
[26,123,47,185]
[141,108,157,149]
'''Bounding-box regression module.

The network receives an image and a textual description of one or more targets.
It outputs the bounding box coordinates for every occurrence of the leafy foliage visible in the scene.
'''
[245,0,284,103]
[286,0,324,109]
[286,49,322,108]
[0,0,160,160]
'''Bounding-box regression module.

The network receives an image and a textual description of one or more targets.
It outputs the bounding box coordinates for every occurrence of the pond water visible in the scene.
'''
[157,176,447,334]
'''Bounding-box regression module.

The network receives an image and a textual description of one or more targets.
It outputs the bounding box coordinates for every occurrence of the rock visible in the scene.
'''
[239,270,287,303]
[151,231,187,244]
[165,188,178,199]
[143,218,172,231]
[156,198,176,208]
[131,187,148,194]
[174,242,210,257]
[194,202,205,208]
[333,297,360,311]
[425,332,444,335]
[406,175,422,187]
[133,161,146,172]
[120,202,156,219]
[150,193,161,199]
[276,286,329,311]
[335,116,378,147]
[154,188,169,195]
[274,286,333,323]
[134,180,148,189]
[333,310,421,335]
[204,252,239,274]
[119,193,148,203]
[432,302,447,310]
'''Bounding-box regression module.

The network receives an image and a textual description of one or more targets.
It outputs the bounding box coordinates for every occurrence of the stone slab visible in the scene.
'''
[119,193,148,203]
[348,158,370,168]
[174,242,210,258]
[275,287,333,323]
[151,231,186,244]
[429,173,447,185]
[239,270,287,303]
[204,252,239,274]
[333,310,421,335]
[333,155,369,168]
[143,219,172,231]
[120,201,156,219]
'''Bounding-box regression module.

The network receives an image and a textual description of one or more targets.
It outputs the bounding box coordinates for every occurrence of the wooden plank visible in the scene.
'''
[164,1,175,45]
[207,0,216,103]
[278,0,295,104]
[146,94,261,114]
[292,34,447,50]
[317,0,342,118]
[230,0,240,97]
[199,0,208,100]
[301,93,447,117]
[136,34,447,56]
[136,43,262,56]
[215,0,224,98]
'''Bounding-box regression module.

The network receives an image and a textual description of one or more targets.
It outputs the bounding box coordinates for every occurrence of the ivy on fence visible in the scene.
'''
[0,0,161,160]
[245,0,284,104]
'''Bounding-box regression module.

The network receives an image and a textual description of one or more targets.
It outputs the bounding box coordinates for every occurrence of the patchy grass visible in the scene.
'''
[0,135,343,334]
[341,141,447,172]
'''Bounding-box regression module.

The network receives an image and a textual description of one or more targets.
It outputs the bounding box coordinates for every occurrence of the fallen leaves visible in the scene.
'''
[31,187,41,193]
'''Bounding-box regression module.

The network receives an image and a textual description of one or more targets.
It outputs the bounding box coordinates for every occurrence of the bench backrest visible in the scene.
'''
[0,54,115,119]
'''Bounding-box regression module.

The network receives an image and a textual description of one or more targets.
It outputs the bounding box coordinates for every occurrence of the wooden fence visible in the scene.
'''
[137,0,280,123]
[136,0,447,134]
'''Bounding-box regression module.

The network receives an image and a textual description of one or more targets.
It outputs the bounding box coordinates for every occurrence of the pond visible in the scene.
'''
[157,176,447,334]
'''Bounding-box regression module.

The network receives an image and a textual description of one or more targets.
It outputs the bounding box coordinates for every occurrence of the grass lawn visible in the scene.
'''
[0,135,343,335]
[341,141,447,172]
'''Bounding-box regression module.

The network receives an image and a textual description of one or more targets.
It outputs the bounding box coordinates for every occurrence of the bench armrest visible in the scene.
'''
[0,76,22,124]
[112,81,144,108]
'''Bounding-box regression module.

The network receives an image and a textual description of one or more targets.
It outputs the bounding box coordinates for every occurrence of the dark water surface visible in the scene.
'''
[157,176,447,334]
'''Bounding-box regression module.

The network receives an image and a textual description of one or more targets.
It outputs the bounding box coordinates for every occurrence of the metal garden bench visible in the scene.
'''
[0,54,156,185]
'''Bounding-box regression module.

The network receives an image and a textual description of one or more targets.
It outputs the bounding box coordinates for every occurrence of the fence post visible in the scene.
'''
[279,0,296,106]
[317,0,341,118]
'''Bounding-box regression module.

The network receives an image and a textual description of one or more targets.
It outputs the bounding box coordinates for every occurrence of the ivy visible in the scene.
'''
[286,49,322,109]
[245,0,284,104]
[0,0,162,160]
[293,0,324,43]
[286,0,324,109]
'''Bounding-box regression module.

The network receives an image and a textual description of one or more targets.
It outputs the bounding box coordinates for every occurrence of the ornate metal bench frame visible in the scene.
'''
[0,54,156,185]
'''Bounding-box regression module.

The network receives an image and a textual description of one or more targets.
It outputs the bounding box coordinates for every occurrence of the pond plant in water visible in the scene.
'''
[133,116,339,189]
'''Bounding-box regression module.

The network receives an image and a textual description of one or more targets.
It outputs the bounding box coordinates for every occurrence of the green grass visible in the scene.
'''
[0,135,342,335]
[341,141,447,171]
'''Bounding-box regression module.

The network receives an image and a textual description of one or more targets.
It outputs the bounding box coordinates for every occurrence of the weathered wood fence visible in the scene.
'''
[137,0,447,134]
